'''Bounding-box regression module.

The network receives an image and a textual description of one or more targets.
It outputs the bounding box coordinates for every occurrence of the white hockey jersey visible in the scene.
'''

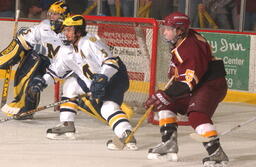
[44,33,119,89]
[17,19,63,59]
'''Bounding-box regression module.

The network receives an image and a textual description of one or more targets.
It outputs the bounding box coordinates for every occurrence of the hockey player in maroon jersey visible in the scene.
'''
[144,12,229,167]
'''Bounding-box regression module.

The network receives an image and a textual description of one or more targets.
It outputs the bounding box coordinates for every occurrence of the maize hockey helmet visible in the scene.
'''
[48,1,71,33]
[62,15,87,45]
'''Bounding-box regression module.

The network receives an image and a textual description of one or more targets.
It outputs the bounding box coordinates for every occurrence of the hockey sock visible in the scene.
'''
[160,123,177,142]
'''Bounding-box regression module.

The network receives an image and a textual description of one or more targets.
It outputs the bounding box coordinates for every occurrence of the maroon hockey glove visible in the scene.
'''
[144,90,173,111]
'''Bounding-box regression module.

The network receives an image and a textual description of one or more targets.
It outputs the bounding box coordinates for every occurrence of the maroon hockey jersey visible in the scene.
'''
[170,29,213,91]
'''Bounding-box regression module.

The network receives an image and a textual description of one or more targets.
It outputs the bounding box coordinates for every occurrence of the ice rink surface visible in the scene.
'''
[1,86,256,167]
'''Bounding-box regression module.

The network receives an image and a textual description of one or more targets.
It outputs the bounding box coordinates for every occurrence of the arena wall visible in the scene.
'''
[1,19,256,104]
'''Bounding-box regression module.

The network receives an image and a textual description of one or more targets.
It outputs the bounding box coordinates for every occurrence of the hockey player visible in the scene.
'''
[0,1,70,119]
[30,15,138,150]
[144,12,229,167]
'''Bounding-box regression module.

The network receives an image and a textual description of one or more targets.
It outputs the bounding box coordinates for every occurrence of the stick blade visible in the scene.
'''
[190,133,215,142]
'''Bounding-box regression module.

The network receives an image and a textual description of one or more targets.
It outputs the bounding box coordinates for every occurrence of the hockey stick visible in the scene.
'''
[112,76,175,149]
[0,93,90,123]
[190,115,256,142]
[1,9,20,107]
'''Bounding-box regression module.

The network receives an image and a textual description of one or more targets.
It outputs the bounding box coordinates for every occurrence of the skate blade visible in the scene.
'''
[203,161,228,167]
[46,132,76,140]
[107,142,138,151]
[147,153,178,161]
[107,142,121,150]
[124,143,138,151]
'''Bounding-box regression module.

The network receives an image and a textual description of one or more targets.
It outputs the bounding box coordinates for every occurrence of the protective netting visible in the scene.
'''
[85,17,157,113]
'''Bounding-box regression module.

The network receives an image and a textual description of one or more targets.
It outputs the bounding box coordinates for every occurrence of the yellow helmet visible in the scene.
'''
[48,1,70,32]
[48,1,70,18]
[62,15,87,45]
[63,15,86,35]
[63,15,86,27]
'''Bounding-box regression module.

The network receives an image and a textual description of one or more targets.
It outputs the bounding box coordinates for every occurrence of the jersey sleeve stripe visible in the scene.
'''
[17,35,31,50]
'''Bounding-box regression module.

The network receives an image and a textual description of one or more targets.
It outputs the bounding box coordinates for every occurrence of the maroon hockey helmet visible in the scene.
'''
[164,12,190,30]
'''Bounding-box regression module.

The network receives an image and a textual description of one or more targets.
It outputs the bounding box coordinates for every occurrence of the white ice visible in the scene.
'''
[0,84,256,167]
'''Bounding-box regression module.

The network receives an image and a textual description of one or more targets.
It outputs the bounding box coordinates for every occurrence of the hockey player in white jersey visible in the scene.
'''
[0,1,70,119]
[30,15,138,150]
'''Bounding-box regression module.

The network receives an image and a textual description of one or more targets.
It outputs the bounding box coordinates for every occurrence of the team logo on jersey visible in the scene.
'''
[89,37,97,42]
[46,43,60,58]
[185,69,194,83]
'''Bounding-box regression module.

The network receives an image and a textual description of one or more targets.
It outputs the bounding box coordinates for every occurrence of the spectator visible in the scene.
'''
[150,0,174,20]
[41,0,58,10]
[40,0,58,18]
[65,0,88,14]
[0,0,15,18]
[20,0,43,19]
[120,0,134,17]
[100,0,118,16]
[101,0,112,16]
[178,0,202,28]
[201,0,235,29]
[107,0,116,16]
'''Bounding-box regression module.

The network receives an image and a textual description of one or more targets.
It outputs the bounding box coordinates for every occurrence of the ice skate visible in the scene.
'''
[106,130,138,151]
[46,121,76,140]
[203,146,229,167]
[147,131,178,161]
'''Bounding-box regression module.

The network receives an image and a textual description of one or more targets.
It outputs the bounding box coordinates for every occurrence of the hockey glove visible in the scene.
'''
[29,76,47,94]
[90,74,108,99]
[144,90,173,111]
